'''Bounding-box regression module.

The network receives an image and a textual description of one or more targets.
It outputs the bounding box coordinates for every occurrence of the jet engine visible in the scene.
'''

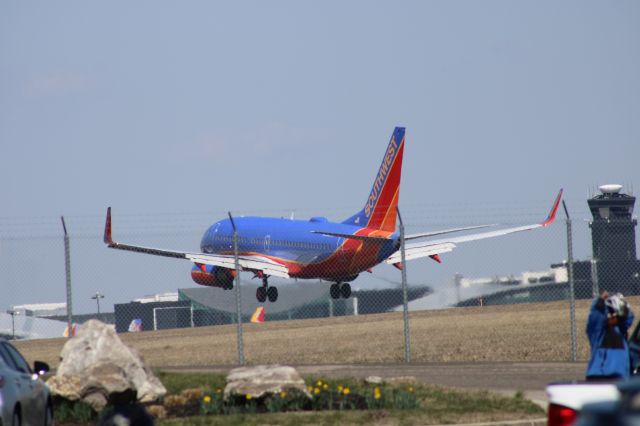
[190,264,235,289]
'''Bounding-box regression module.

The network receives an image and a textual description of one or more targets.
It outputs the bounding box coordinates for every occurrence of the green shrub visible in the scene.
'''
[53,398,97,424]
[200,389,225,415]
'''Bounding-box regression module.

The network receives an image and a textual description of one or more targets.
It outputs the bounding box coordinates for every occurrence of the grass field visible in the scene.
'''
[15,297,631,369]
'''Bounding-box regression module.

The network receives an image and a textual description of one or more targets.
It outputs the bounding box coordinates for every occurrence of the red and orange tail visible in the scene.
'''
[342,127,405,232]
[251,307,265,323]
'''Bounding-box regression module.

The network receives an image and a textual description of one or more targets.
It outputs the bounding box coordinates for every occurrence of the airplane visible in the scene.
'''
[104,127,563,303]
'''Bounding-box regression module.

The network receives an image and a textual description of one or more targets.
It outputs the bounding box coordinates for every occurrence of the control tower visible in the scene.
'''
[588,184,640,294]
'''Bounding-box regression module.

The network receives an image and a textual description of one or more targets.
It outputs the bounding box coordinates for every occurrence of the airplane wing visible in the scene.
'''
[385,189,563,264]
[405,224,495,241]
[103,208,290,278]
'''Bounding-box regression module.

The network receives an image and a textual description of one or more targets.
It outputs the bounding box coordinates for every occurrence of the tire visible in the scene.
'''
[267,286,278,303]
[330,284,340,299]
[256,287,267,303]
[340,283,352,299]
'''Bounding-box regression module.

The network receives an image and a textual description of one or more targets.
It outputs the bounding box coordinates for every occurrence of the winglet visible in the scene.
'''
[104,207,114,245]
[542,189,563,227]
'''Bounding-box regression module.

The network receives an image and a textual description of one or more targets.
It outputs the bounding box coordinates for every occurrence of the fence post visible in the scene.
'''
[228,212,245,366]
[562,201,578,362]
[397,208,411,363]
[61,217,73,338]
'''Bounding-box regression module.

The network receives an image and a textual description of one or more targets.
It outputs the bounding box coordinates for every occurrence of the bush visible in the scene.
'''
[157,377,421,419]
[53,398,97,424]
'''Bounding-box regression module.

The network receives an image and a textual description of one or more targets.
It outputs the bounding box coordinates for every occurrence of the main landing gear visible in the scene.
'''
[330,282,351,299]
[256,277,278,303]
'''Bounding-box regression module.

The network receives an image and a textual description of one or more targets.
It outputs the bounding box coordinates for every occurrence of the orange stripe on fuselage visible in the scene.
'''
[344,228,393,276]
[214,230,391,281]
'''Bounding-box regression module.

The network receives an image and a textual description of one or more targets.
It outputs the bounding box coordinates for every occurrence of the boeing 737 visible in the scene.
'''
[104,127,563,303]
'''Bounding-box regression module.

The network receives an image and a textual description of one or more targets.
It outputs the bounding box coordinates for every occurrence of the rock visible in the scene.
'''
[47,320,166,410]
[46,375,83,400]
[146,405,167,420]
[365,376,383,384]
[224,365,311,400]
[180,388,204,402]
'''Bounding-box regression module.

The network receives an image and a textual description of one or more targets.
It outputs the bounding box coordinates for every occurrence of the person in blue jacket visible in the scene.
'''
[586,291,635,380]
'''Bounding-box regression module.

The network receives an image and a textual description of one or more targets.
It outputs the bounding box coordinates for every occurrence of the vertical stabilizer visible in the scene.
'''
[342,127,405,232]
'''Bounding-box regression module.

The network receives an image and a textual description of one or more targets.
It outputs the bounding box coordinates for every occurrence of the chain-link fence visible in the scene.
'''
[2,195,639,367]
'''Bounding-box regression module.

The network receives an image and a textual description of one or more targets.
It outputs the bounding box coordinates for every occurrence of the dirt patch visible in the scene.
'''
[14,297,617,370]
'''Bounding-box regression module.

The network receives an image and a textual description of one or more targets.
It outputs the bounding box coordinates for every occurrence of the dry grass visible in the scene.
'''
[14,297,631,369]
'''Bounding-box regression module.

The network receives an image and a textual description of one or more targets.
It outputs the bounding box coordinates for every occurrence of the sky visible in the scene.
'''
[1,1,639,314]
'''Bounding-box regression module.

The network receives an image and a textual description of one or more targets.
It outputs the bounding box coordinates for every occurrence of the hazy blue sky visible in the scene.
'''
[1,1,638,313]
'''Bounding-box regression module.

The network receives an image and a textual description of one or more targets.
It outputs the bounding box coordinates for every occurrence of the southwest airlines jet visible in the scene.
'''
[104,127,562,303]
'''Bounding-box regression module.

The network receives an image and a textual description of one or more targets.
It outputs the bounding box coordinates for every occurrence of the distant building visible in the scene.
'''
[454,267,568,289]
[560,184,640,299]
[113,281,431,333]
[113,300,191,333]
[586,184,640,295]
[133,292,179,303]
[178,282,431,324]
[11,303,67,318]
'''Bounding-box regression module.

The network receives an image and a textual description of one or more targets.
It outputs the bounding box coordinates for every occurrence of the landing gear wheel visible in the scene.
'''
[256,286,267,303]
[340,283,352,299]
[267,286,278,302]
[330,283,341,299]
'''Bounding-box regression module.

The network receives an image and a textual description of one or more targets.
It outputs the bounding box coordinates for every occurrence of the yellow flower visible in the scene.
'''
[246,394,252,400]
[280,391,287,398]
[216,388,222,394]
[373,387,382,400]
[316,380,323,386]
[343,387,350,395]
[314,387,320,395]
[323,384,329,390]
[408,387,414,393]
[308,386,313,392]
[337,385,344,392]
[203,395,212,403]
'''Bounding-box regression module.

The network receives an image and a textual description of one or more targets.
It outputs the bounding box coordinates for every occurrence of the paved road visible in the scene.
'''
[165,361,587,406]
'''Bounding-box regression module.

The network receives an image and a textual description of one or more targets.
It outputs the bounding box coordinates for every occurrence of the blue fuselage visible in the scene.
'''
[200,216,400,280]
